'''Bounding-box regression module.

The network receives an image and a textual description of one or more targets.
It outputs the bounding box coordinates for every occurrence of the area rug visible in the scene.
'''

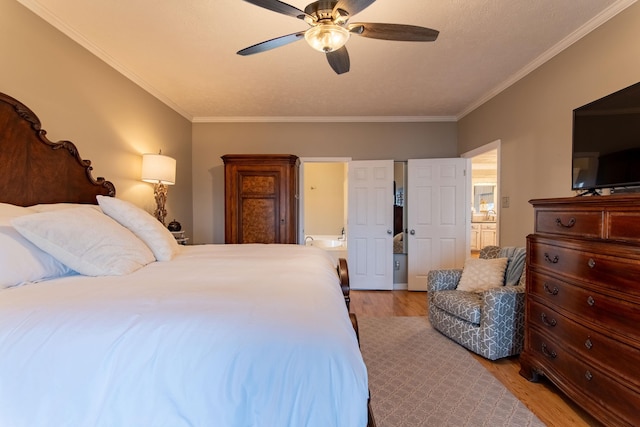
[358,316,545,427]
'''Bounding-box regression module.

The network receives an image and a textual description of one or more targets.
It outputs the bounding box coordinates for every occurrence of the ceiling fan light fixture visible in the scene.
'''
[304,23,350,53]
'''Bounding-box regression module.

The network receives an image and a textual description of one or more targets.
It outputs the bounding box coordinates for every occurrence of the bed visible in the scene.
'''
[0,92,371,427]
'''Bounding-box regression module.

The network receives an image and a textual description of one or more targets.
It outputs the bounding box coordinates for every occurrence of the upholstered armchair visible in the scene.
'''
[427,246,526,360]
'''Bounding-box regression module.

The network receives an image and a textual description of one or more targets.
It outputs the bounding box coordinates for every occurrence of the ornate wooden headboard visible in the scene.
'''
[0,92,115,206]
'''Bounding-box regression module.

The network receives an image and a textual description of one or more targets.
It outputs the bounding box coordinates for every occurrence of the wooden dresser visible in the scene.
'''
[521,195,640,426]
[222,154,299,244]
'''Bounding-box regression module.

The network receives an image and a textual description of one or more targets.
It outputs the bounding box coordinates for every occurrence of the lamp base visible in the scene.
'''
[153,182,168,225]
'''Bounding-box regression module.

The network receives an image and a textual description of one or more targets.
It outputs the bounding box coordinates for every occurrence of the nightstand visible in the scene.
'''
[170,230,189,245]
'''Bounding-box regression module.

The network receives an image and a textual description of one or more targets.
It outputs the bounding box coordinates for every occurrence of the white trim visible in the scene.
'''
[461,140,501,159]
[299,157,352,164]
[457,0,638,120]
[193,116,458,123]
[393,283,408,291]
[19,0,636,123]
[16,0,193,121]
[462,140,501,247]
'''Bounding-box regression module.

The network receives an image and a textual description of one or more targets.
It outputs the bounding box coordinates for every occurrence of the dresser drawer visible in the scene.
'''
[528,270,640,344]
[527,329,640,426]
[527,300,640,388]
[528,238,640,299]
[534,209,602,238]
[609,211,640,244]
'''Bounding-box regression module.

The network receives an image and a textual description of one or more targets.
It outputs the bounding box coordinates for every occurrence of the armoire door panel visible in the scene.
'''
[240,198,277,243]
[240,174,276,194]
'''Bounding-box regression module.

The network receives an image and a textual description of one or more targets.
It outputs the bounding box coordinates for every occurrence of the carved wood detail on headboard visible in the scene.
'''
[0,92,115,206]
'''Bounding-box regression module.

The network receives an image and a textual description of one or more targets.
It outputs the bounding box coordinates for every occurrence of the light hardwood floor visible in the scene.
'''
[350,290,602,427]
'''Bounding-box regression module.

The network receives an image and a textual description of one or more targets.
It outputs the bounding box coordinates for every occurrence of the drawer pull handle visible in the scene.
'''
[585,338,593,350]
[588,258,596,268]
[585,370,593,381]
[543,283,559,295]
[544,253,559,264]
[587,296,595,306]
[540,312,557,327]
[555,217,576,228]
[541,343,557,359]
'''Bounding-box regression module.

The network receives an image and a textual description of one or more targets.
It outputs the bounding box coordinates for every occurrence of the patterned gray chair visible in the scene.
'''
[427,246,526,360]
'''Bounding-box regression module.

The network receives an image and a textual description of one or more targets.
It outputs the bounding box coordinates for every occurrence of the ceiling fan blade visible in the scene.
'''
[349,23,439,41]
[326,46,350,75]
[242,0,311,21]
[237,31,306,56]
[334,0,376,17]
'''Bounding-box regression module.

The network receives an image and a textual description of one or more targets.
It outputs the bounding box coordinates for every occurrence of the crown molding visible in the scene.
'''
[16,0,193,121]
[19,0,637,124]
[457,0,637,120]
[192,115,458,123]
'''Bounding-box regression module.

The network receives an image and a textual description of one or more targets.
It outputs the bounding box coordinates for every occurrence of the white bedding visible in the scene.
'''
[0,244,368,427]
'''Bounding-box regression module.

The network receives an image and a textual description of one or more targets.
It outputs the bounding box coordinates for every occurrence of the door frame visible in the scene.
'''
[298,157,351,244]
[461,140,501,247]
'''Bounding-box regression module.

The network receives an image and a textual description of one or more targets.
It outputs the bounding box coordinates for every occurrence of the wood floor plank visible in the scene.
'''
[350,290,603,427]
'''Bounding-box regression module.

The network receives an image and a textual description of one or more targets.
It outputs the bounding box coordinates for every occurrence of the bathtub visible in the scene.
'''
[304,235,347,264]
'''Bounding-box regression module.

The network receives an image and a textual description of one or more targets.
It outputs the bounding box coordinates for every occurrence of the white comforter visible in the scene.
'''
[0,244,368,427]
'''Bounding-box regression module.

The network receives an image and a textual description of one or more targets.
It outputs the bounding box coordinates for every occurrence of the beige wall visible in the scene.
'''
[0,0,193,236]
[458,2,640,247]
[192,122,457,243]
[303,163,346,236]
[10,0,635,248]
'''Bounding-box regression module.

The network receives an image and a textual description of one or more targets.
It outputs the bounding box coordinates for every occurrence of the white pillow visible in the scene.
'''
[0,202,34,217]
[11,207,155,276]
[0,226,74,288]
[31,203,102,213]
[456,257,508,292]
[97,196,179,261]
[0,204,74,288]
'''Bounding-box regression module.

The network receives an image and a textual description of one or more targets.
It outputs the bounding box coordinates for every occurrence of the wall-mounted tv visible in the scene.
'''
[572,81,640,193]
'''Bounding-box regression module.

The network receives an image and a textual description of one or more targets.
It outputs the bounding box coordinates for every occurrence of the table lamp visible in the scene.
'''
[142,151,176,225]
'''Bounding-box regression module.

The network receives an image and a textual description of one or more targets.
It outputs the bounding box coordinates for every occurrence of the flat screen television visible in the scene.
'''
[572,81,640,193]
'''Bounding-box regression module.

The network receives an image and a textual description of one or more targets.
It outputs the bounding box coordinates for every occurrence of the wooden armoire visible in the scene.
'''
[222,154,299,244]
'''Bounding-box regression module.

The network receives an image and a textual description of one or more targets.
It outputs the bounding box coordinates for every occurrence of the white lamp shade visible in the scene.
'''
[142,153,176,185]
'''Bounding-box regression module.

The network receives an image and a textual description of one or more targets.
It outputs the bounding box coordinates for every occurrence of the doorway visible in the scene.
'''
[462,141,500,253]
[298,157,351,254]
[300,157,470,291]
[301,160,409,289]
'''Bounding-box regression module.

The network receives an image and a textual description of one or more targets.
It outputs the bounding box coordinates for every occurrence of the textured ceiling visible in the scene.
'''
[17,0,633,121]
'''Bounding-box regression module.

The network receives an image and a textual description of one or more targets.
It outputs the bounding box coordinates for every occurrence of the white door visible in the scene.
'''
[407,158,470,291]
[347,160,394,290]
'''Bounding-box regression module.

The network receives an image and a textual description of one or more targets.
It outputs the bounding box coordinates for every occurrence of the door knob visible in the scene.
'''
[410,229,416,235]
[387,229,392,235]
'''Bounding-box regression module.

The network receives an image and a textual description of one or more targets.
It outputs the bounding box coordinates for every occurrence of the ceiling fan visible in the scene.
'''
[237,0,439,75]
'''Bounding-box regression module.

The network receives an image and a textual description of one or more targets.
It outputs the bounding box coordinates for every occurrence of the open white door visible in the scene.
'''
[407,158,470,291]
[347,160,394,290]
